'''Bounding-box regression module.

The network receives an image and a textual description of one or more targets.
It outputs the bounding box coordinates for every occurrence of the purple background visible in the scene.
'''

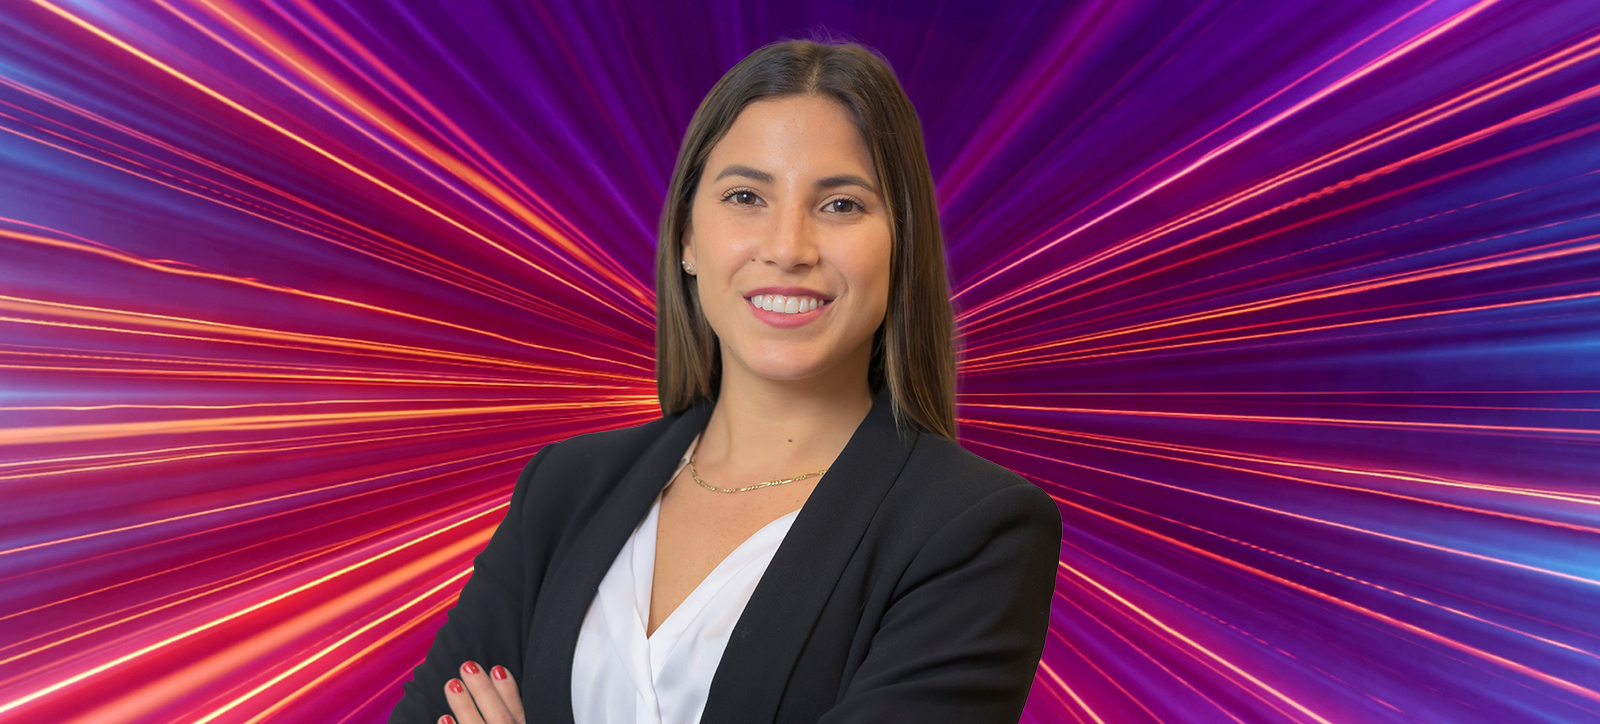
[3,0,1599,722]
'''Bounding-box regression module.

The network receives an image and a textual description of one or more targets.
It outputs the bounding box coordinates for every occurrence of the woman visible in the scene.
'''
[388,38,1061,724]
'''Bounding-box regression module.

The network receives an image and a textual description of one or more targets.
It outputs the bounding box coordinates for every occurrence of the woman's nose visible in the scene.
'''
[758,201,820,270]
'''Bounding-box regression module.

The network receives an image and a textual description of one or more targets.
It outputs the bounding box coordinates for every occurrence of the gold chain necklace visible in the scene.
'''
[687,446,828,493]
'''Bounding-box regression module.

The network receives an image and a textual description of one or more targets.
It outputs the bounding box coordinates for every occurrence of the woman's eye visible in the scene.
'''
[724,190,759,206]
[826,198,860,213]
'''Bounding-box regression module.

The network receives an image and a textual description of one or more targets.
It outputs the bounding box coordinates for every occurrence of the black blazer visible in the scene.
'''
[388,386,1062,723]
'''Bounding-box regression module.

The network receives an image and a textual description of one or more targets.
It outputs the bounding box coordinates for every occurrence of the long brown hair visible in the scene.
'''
[655,38,956,440]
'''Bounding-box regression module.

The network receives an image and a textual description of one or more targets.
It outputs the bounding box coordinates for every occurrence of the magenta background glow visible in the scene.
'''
[3,1,1600,722]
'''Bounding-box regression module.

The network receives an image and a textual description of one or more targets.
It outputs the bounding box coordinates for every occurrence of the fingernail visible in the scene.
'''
[491,665,508,680]
[462,660,481,675]
[441,717,456,724]
[447,679,464,694]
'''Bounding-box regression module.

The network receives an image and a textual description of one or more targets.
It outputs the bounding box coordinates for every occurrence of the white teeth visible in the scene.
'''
[750,294,826,314]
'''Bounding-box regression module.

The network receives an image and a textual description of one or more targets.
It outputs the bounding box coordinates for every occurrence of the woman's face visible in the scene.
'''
[683,95,892,386]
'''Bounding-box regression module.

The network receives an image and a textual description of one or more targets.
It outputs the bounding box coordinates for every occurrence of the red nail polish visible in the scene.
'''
[462,660,481,675]
[447,679,464,694]
[441,717,456,724]
[491,665,508,680]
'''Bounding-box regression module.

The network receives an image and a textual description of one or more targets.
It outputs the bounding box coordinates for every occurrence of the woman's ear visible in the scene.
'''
[681,222,697,271]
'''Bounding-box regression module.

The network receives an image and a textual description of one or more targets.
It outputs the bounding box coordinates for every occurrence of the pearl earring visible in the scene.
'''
[681,260,695,274]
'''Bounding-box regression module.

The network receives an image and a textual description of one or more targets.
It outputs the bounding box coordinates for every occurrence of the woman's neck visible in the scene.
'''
[697,351,875,476]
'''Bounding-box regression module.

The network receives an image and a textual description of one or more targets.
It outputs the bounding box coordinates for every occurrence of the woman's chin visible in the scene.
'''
[727,348,840,385]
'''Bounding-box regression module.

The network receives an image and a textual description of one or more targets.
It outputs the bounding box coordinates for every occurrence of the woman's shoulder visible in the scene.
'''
[510,409,686,513]
[890,430,1060,535]
[903,431,1040,496]
[534,412,678,471]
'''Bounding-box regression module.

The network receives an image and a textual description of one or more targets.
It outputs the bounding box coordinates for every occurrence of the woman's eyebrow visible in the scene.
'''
[711,165,879,196]
[712,164,774,184]
[815,173,878,196]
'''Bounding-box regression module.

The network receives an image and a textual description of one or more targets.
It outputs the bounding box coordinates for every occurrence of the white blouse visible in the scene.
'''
[571,433,802,724]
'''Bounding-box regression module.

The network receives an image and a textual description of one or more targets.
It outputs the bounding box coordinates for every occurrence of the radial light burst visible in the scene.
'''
[2,1,1598,722]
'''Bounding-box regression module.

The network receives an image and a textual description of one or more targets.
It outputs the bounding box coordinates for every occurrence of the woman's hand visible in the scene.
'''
[440,660,524,724]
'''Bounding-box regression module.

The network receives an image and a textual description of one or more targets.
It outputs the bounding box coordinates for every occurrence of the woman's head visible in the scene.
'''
[656,38,955,440]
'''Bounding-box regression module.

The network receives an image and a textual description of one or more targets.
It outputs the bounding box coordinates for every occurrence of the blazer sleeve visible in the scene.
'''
[818,481,1062,724]
[386,443,555,724]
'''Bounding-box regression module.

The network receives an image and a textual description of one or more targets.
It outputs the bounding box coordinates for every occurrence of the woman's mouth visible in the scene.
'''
[748,293,828,314]
[746,293,831,328]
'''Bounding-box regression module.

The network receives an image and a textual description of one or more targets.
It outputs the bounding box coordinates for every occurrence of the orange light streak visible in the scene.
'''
[0,226,654,366]
[963,401,1600,442]
[0,491,506,717]
[962,416,1600,515]
[968,434,1600,586]
[1042,470,1600,663]
[0,414,635,482]
[0,294,650,375]
[0,481,481,662]
[0,394,625,413]
[969,124,1600,363]
[1056,560,1337,724]
[947,0,1438,275]
[0,345,651,387]
[1035,627,1156,723]
[1046,591,1251,724]
[61,515,493,723]
[964,282,1600,374]
[0,359,645,389]
[0,462,520,619]
[2,399,638,446]
[277,0,622,293]
[1037,470,1600,706]
[959,171,1600,358]
[964,125,1600,369]
[323,596,461,724]
[0,439,534,559]
[952,0,1506,307]
[0,107,627,336]
[25,0,651,329]
[1035,660,1108,724]
[221,568,476,724]
[155,0,654,314]
[962,389,1600,396]
[958,29,1600,334]
[1053,553,1323,722]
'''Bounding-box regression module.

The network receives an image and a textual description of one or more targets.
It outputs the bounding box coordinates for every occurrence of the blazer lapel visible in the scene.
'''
[699,385,921,723]
[522,395,715,723]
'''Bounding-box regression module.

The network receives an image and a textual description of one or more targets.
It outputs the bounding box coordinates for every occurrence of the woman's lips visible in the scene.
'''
[749,293,826,314]
[747,294,830,328]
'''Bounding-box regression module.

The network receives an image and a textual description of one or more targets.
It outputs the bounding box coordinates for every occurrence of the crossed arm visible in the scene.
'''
[815,482,1062,723]
[387,445,554,724]
[390,452,1062,724]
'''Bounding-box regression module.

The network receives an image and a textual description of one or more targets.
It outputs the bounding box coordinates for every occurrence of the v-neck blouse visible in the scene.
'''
[571,434,802,724]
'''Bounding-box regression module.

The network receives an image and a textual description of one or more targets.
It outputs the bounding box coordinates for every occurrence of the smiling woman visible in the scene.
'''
[681,94,892,402]
[656,40,958,440]
[387,38,1062,724]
